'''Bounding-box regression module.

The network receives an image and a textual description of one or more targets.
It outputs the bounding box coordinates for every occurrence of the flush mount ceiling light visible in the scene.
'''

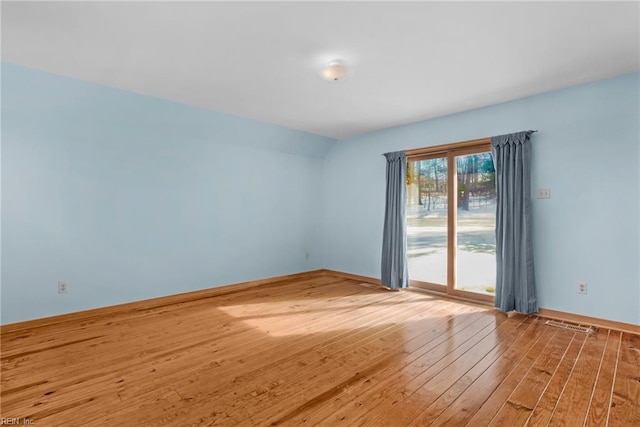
[320,59,350,82]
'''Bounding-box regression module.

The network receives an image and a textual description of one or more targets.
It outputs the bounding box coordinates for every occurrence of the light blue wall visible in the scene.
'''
[322,73,640,325]
[3,64,638,326]
[1,63,335,324]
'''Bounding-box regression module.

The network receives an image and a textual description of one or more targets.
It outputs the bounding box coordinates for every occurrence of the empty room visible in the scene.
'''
[1,1,639,426]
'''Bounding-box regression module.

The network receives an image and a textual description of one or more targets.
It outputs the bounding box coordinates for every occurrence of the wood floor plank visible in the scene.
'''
[2,279,369,407]
[1,276,342,385]
[463,321,564,426]
[2,275,341,352]
[523,332,586,426]
[1,272,638,427]
[584,330,620,427]
[2,279,367,416]
[1,275,337,347]
[609,332,640,426]
[487,327,575,426]
[364,313,528,427]
[427,316,547,426]
[407,317,540,426]
[16,282,402,424]
[142,292,467,426]
[546,328,609,425]
[267,304,483,426]
[314,312,506,426]
[278,305,491,426]
[56,284,441,425]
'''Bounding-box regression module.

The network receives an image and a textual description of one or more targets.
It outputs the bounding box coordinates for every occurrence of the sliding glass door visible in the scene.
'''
[407,144,496,302]
[406,156,448,286]
[454,151,496,296]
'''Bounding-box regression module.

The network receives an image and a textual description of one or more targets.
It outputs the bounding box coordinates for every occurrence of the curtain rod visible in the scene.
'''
[493,129,538,138]
[382,130,538,157]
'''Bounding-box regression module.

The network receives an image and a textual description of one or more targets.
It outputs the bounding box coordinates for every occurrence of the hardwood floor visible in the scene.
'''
[1,273,638,426]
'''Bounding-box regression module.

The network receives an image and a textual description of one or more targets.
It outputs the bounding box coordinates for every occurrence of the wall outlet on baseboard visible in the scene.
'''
[58,281,68,293]
[578,282,587,294]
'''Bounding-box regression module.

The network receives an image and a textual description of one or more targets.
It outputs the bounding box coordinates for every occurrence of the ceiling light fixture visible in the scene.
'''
[320,59,349,82]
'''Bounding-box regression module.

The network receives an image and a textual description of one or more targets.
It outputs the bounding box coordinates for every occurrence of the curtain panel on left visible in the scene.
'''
[381,151,409,289]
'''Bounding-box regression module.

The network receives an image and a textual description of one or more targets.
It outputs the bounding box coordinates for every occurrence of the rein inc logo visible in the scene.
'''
[0,418,35,425]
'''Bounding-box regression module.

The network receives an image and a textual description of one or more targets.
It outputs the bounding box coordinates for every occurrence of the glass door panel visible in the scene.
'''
[455,152,496,295]
[406,157,448,286]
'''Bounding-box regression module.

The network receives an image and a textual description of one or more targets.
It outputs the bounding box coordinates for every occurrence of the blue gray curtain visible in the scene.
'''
[492,131,537,314]
[381,151,408,290]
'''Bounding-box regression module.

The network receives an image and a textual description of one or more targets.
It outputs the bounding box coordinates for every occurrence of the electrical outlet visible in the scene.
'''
[536,188,551,199]
[58,281,67,293]
[578,282,587,294]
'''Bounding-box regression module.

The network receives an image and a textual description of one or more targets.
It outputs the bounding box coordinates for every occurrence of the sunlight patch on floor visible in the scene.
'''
[217,294,441,336]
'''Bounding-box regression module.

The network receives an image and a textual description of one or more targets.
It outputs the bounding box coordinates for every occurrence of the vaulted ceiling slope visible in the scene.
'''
[2,1,639,139]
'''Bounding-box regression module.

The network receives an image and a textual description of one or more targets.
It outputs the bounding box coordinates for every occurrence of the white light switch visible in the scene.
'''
[536,188,551,199]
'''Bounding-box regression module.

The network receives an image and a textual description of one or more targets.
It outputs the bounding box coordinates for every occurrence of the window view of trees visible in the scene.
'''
[456,153,495,211]
[407,151,497,296]
[407,157,448,211]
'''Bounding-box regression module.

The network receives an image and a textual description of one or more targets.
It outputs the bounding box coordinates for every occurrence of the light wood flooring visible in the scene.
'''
[1,273,639,426]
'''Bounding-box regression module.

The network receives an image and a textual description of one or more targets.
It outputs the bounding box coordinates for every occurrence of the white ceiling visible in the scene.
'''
[2,1,639,139]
